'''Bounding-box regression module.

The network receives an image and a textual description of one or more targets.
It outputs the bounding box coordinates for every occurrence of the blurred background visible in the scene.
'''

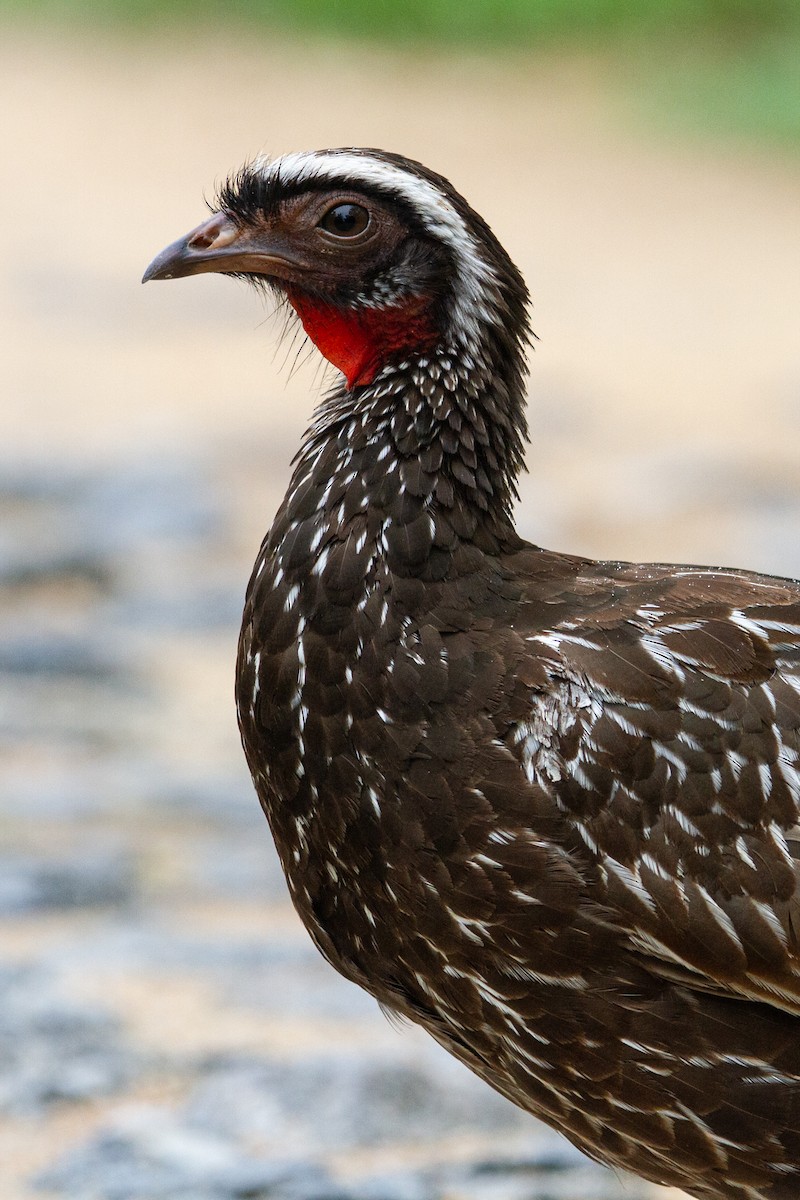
[1,2,799,1199]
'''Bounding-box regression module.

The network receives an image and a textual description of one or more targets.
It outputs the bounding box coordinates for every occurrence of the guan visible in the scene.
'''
[144,148,800,1200]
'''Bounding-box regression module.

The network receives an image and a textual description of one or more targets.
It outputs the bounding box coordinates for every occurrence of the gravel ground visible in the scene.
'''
[1,24,799,1200]
[0,454,663,1200]
[4,440,790,1200]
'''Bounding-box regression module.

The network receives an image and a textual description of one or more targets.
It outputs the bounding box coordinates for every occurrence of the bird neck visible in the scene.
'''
[285,333,529,564]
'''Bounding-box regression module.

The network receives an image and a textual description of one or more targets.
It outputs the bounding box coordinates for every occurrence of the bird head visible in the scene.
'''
[143,148,529,390]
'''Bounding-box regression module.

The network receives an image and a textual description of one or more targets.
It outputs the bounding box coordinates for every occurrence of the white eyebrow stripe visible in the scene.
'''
[254,149,501,342]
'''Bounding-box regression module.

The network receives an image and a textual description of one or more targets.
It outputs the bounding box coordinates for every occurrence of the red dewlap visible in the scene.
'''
[287,290,439,389]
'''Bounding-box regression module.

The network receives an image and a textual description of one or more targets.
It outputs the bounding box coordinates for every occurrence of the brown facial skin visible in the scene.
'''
[144,186,451,386]
[142,191,410,293]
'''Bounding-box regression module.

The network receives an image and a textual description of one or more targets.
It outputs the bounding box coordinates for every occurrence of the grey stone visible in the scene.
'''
[0,845,137,913]
[183,1048,529,1155]
[0,963,136,1113]
[348,1175,432,1200]
[214,941,382,1020]
[438,1154,650,1200]
[35,1104,335,1200]
[157,774,259,826]
[1,448,655,1200]
[191,833,288,900]
[0,633,125,679]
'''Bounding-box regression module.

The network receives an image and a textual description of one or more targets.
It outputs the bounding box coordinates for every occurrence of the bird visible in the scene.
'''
[144,148,800,1200]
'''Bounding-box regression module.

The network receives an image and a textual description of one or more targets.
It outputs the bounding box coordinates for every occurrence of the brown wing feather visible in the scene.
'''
[505,555,800,1015]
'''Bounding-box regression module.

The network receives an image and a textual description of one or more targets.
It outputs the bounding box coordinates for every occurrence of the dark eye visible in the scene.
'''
[318,203,371,238]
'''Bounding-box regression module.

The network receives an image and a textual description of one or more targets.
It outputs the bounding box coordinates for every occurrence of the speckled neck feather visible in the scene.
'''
[223,149,800,1200]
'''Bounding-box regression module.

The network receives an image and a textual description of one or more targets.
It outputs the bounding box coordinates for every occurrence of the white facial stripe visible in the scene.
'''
[254,149,501,342]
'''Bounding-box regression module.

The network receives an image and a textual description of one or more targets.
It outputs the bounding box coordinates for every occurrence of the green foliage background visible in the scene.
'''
[3,0,799,146]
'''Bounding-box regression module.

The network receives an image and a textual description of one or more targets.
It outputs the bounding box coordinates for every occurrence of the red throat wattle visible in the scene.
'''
[285,289,439,389]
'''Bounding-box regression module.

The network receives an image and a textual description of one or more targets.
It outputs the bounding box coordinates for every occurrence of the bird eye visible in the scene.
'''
[318,203,371,238]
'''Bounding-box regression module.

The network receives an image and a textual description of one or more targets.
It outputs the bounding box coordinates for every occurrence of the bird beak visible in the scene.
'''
[142,212,295,284]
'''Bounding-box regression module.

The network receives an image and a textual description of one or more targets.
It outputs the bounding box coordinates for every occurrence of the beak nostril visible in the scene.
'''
[189,230,216,250]
[187,214,239,253]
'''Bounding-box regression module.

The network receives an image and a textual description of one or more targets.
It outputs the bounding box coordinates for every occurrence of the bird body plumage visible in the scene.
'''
[145,148,800,1200]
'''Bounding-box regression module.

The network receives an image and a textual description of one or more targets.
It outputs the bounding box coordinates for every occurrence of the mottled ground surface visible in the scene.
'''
[1,24,799,1200]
